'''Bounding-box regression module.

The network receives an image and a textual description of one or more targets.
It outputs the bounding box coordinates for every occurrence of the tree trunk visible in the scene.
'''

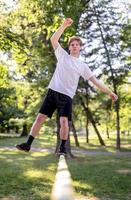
[115,99,120,149]
[15,126,19,134]
[20,123,28,137]
[70,120,80,147]
[65,133,75,157]
[81,99,105,146]
[106,126,110,139]
[87,110,105,146]
[86,116,89,143]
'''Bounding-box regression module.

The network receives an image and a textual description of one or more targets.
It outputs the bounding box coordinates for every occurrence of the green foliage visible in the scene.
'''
[73,0,130,137]
[0,64,9,87]
[120,23,131,66]
[0,0,86,131]
[119,82,131,132]
[120,24,131,50]
[0,64,18,127]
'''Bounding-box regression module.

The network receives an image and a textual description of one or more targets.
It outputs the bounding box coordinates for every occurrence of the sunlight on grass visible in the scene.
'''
[0,155,6,159]
[73,181,93,191]
[68,155,131,200]
[117,169,131,174]
[1,131,131,152]
[122,144,131,148]
[24,170,44,178]
[70,133,131,152]
[29,152,49,157]
[0,195,20,200]
[0,149,57,200]
[0,149,18,154]
[75,197,101,200]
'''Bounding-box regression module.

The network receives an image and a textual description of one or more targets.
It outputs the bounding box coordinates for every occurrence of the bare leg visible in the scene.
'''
[16,113,47,151]
[59,117,69,153]
[29,113,47,137]
[59,117,69,140]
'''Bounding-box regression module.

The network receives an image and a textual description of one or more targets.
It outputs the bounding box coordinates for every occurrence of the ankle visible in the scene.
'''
[60,139,67,147]
[26,135,34,146]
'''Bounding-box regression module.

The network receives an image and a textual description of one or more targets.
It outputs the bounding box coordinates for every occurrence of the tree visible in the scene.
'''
[0,0,91,154]
[77,0,130,149]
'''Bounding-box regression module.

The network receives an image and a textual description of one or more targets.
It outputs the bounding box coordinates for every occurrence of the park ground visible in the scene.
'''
[0,132,131,200]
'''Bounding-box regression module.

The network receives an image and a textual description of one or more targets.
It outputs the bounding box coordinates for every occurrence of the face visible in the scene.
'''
[69,40,81,57]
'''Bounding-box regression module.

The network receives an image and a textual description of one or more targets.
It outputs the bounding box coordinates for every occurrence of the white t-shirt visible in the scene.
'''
[48,44,94,98]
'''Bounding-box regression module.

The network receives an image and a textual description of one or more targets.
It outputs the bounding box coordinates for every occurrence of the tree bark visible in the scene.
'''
[86,116,89,143]
[115,99,120,149]
[20,123,28,137]
[86,108,105,146]
[69,120,80,147]
[106,126,110,139]
[81,98,105,146]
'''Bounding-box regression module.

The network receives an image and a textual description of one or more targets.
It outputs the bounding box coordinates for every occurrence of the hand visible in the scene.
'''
[63,18,73,28]
[109,92,118,102]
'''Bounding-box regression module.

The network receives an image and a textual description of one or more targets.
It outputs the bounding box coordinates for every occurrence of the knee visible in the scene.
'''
[60,117,68,128]
[36,114,46,124]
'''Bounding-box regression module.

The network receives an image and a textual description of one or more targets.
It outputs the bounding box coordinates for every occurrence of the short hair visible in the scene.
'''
[68,36,83,47]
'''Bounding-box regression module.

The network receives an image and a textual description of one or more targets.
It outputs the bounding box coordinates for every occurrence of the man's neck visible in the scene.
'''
[70,53,80,58]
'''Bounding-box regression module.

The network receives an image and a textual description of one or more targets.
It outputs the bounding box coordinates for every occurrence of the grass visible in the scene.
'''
[0,132,131,200]
[68,155,131,200]
[0,150,57,200]
[70,132,131,152]
[0,133,55,149]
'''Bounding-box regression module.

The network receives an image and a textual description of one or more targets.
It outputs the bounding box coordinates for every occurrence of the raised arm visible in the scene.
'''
[50,18,73,50]
[89,76,118,102]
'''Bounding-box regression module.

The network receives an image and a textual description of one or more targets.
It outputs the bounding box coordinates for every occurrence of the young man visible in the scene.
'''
[16,18,118,154]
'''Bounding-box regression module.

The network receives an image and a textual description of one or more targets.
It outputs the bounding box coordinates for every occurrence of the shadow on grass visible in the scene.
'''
[75,143,115,152]
[67,156,131,200]
[75,138,131,153]
[0,150,58,200]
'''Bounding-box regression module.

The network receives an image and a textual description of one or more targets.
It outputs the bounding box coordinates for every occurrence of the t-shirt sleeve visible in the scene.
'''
[54,44,68,60]
[81,63,94,80]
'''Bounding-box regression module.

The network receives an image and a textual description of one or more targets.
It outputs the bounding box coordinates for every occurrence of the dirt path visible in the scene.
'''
[0,146,131,157]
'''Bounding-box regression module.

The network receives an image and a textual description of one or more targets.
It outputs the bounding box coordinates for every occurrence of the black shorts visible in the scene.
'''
[39,89,72,121]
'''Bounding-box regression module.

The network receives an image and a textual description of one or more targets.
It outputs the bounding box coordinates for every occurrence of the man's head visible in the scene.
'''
[68,36,83,57]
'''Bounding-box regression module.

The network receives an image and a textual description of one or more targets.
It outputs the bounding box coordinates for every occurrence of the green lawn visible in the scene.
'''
[71,132,131,152]
[0,150,57,200]
[68,155,131,200]
[0,133,131,200]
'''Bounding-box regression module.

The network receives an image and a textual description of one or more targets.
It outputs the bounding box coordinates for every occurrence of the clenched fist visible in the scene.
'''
[63,18,73,28]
